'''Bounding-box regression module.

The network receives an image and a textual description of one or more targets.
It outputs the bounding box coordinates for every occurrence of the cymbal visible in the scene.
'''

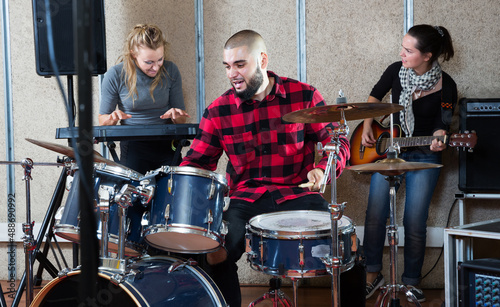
[347,157,442,176]
[282,103,404,123]
[26,138,121,167]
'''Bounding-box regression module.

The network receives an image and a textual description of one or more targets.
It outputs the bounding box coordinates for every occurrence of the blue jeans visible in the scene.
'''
[362,149,441,286]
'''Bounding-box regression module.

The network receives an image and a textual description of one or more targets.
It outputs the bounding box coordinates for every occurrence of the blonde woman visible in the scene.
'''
[99,24,189,173]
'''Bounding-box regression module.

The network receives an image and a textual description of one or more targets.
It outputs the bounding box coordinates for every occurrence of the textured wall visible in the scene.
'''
[0,0,499,292]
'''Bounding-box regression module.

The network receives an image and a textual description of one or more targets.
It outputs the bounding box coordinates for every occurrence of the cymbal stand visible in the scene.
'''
[373,151,421,307]
[318,109,349,307]
[21,158,35,306]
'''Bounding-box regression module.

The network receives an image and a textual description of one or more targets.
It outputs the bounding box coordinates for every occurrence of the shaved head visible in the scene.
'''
[224,30,267,56]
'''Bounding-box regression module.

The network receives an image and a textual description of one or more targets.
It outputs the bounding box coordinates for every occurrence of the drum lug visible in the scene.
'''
[206,210,213,234]
[54,206,65,224]
[208,178,215,200]
[259,236,266,265]
[245,231,252,254]
[164,204,170,223]
[141,211,150,233]
[223,197,230,211]
[299,242,305,268]
[168,172,173,194]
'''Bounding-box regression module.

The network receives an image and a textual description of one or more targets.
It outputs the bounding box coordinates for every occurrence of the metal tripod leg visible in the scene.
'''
[0,283,7,307]
[248,277,294,307]
[11,164,70,307]
[373,175,422,307]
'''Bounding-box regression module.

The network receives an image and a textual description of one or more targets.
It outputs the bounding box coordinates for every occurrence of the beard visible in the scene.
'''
[233,67,264,101]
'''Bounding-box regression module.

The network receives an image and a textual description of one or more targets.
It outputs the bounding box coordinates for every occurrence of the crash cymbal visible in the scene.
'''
[25,138,121,167]
[282,103,404,123]
[347,157,442,176]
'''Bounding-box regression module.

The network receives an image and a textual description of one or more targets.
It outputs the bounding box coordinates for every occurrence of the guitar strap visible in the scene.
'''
[440,73,457,128]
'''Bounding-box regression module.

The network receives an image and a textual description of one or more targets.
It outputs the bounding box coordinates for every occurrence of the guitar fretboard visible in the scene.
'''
[379,135,447,151]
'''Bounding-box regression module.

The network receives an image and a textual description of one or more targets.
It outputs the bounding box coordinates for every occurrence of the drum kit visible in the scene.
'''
[2,101,444,307]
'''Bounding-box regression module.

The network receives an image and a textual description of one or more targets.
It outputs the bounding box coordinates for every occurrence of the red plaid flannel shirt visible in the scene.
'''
[181,71,350,204]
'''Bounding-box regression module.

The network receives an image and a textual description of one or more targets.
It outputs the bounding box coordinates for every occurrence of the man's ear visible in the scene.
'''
[260,52,268,69]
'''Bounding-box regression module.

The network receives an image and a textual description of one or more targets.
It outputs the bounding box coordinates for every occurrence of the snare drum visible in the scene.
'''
[246,210,357,278]
[143,166,228,253]
[30,256,227,307]
[54,163,145,256]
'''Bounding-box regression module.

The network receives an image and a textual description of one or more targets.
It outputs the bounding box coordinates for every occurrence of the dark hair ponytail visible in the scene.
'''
[407,24,454,63]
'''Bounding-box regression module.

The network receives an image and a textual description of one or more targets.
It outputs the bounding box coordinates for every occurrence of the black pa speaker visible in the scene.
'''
[32,0,107,76]
[459,98,500,192]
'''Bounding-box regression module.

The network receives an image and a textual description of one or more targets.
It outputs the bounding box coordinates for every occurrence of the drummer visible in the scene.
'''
[98,24,190,174]
[180,30,354,306]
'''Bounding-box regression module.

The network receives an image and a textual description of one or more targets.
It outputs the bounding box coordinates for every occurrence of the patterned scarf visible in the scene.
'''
[398,62,442,136]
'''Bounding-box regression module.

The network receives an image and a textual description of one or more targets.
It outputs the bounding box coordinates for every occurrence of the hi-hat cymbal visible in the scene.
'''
[282,103,404,123]
[347,157,442,176]
[26,138,121,167]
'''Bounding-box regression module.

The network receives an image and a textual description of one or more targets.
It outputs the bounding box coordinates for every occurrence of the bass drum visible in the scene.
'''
[30,256,227,307]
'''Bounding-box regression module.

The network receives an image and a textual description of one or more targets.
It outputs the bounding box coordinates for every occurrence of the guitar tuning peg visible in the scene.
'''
[468,148,474,153]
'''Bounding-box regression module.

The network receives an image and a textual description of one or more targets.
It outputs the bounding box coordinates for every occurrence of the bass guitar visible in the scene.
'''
[349,120,477,165]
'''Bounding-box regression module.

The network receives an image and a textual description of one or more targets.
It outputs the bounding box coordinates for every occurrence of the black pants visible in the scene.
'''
[120,139,176,174]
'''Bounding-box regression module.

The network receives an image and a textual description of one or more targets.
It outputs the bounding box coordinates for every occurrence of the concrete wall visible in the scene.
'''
[1,0,500,290]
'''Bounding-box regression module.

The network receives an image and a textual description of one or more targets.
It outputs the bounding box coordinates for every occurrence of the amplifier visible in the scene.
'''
[459,98,500,192]
[458,258,500,307]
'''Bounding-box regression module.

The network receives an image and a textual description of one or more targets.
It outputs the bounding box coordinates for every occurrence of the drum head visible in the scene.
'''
[248,210,352,239]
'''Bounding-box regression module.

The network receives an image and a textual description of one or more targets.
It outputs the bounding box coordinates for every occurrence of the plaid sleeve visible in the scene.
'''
[306,89,351,177]
[180,108,223,171]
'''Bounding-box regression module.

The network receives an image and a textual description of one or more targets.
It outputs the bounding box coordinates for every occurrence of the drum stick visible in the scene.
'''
[298,182,314,188]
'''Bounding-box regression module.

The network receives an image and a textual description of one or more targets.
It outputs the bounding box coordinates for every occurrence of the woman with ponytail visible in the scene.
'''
[361,24,457,302]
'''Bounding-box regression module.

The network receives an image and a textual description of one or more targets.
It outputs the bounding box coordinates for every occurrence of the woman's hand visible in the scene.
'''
[160,108,190,124]
[98,110,132,126]
[361,119,376,148]
[430,129,447,152]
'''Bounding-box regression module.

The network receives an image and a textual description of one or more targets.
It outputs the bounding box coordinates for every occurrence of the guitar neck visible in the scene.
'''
[381,135,447,150]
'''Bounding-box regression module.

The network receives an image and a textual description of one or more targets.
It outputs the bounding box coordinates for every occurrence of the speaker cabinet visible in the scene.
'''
[459,98,500,192]
[32,0,107,76]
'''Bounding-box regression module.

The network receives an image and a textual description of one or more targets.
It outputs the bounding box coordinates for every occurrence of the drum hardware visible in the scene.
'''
[209,178,216,199]
[55,163,147,257]
[0,157,72,307]
[113,183,153,261]
[97,186,111,257]
[167,258,198,273]
[348,150,442,307]
[284,102,404,307]
[21,158,36,306]
[248,277,294,307]
[317,108,350,307]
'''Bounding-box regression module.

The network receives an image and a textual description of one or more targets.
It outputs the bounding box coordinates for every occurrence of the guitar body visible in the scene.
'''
[349,121,401,165]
